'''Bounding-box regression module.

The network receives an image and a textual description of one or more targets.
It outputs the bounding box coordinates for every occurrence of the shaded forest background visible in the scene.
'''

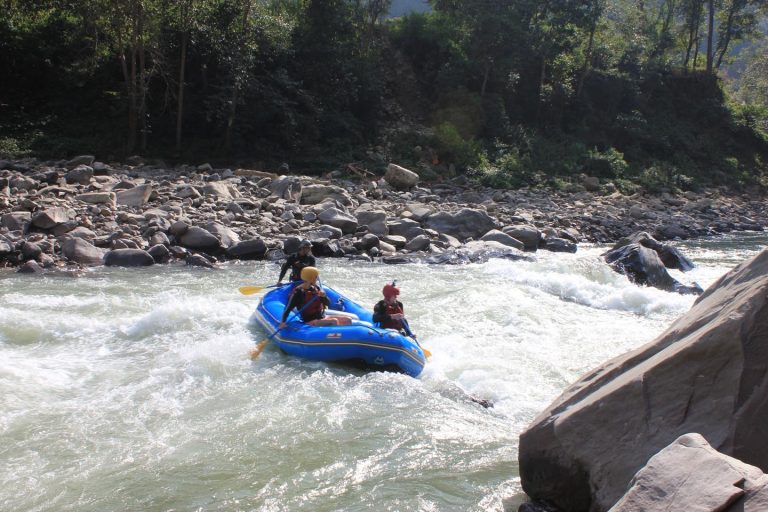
[1,0,768,193]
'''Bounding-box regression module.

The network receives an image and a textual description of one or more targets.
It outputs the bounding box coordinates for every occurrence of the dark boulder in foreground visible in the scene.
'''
[519,248,768,511]
[610,433,768,512]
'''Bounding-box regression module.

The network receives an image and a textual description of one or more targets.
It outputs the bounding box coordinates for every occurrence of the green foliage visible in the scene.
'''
[584,147,629,179]
[432,122,481,169]
[0,0,765,192]
[0,137,29,159]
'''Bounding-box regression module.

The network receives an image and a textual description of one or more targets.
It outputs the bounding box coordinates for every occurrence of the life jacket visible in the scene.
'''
[379,301,404,330]
[297,285,325,322]
[289,254,314,281]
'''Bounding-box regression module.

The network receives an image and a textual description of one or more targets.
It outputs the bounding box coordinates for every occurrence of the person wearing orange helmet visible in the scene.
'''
[373,282,406,331]
[279,266,351,329]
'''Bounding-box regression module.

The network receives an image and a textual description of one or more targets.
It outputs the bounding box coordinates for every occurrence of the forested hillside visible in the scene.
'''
[1,0,767,192]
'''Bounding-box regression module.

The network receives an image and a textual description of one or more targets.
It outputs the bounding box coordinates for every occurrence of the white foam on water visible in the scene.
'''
[0,234,765,511]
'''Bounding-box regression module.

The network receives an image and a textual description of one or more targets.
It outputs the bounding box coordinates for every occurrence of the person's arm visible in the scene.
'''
[372,301,388,324]
[281,289,303,323]
[278,255,295,282]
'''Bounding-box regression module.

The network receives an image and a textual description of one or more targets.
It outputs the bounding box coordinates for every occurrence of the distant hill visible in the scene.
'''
[389,0,431,17]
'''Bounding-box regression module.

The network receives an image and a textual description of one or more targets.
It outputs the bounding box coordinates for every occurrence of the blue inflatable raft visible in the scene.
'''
[253,283,426,377]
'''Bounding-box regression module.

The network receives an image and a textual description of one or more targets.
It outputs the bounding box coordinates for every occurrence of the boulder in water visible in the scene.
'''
[604,243,701,295]
[610,232,694,272]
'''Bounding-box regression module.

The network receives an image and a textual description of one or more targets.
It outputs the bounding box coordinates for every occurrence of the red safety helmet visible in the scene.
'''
[382,283,400,299]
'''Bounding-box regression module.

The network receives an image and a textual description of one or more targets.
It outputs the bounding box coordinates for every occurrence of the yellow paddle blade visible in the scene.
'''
[422,348,432,359]
[239,285,266,295]
[249,339,269,360]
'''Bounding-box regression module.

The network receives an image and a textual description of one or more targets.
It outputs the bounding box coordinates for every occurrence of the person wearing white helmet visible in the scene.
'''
[277,239,316,284]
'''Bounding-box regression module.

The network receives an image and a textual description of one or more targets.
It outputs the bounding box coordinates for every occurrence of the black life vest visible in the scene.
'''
[289,256,310,281]
[379,301,404,330]
[297,286,325,322]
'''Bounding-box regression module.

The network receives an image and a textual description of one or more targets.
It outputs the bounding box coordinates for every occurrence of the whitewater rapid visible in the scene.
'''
[1,234,765,511]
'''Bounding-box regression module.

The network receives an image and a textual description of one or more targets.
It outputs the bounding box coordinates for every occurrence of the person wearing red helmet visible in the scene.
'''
[373,282,405,331]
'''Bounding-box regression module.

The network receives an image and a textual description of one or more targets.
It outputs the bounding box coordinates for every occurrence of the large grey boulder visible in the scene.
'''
[501,225,541,251]
[480,229,524,250]
[0,238,13,257]
[384,163,419,190]
[202,222,240,249]
[147,244,171,263]
[180,226,220,251]
[18,260,44,274]
[61,238,104,266]
[301,184,353,206]
[76,192,116,205]
[317,207,358,234]
[604,243,702,295]
[405,203,435,221]
[226,239,268,260]
[203,181,238,199]
[116,184,153,207]
[175,185,201,199]
[610,433,768,512]
[519,248,768,512]
[104,248,154,267]
[2,212,31,232]
[387,218,424,240]
[424,208,496,241]
[269,176,302,202]
[404,234,430,252]
[355,209,388,236]
[65,165,93,185]
[32,207,75,229]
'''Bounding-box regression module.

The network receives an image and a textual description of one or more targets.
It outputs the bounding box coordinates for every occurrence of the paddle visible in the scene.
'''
[249,292,320,360]
[239,283,282,296]
[402,318,431,359]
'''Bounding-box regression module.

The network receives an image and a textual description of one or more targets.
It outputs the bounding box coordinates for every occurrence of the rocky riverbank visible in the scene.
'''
[0,156,765,274]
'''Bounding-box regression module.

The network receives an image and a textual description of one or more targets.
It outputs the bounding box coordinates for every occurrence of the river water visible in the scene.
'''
[1,233,766,512]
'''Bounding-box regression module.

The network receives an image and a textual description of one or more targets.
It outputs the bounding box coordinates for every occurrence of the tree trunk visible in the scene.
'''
[684,2,700,70]
[535,56,546,123]
[715,1,739,69]
[693,17,701,69]
[128,46,138,153]
[577,21,597,99]
[706,0,715,74]
[224,0,252,151]
[176,30,188,151]
[139,25,147,152]
[480,59,491,98]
